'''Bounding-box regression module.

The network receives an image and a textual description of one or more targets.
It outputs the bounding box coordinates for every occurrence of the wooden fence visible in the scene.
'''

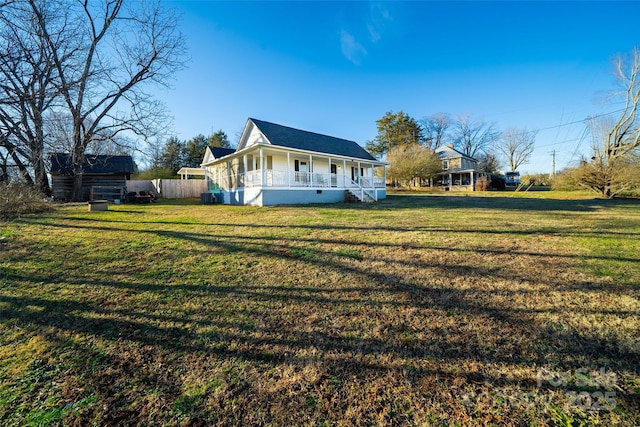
[126,179,208,199]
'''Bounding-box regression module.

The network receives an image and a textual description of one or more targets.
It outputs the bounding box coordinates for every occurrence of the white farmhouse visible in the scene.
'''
[202,118,387,206]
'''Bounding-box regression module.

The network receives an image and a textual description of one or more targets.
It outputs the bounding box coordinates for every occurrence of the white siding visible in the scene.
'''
[271,155,289,171]
[244,125,269,148]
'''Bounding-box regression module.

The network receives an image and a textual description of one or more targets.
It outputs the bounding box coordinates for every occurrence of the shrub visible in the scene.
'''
[0,183,52,218]
[489,175,506,190]
[475,176,489,191]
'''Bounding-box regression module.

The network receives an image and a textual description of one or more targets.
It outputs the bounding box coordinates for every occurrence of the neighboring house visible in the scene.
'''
[505,171,521,186]
[201,118,387,206]
[50,153,134,201]
[434,145,486,191]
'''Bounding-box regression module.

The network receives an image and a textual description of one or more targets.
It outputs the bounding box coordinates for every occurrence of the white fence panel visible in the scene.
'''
[127,179,208,199]
[160,179,208,199]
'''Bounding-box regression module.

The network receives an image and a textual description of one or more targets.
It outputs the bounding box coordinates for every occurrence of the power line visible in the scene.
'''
[566,126,590,166]
[535,137,581,149]
[531,108,625,135]
[529,108,626,164]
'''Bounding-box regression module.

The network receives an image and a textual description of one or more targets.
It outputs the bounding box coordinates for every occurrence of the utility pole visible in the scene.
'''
[550,150,556,182]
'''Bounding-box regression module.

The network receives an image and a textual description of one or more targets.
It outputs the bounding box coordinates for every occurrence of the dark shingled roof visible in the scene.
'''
[209,146,235,159]
[435,145,475,161]
[250,118,377,161]
[50,153,134,175]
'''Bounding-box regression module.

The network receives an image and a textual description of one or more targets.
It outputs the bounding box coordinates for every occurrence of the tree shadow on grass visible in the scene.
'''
[19,217,640,261]
[294,194,640,212]
[3,209,639,424]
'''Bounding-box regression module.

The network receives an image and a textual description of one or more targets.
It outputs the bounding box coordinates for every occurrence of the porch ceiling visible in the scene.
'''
[438,168,481,174]
[204,143,387,167]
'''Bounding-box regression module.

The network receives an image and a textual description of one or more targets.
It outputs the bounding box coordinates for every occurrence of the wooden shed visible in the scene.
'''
[50,153,134,201]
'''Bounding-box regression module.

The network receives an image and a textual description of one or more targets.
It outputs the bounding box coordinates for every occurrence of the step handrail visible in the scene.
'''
[349,179,377,201]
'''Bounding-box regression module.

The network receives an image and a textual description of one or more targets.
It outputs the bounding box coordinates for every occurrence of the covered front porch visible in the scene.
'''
[437,169,486,191]
[204,145,386,204]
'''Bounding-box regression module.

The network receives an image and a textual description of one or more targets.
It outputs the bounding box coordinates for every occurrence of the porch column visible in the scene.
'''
[287,151,291,187]
[343,159,347,187]
[227,161,232,189]
[471,171,474,190]
[448,173,452,188]
[243,155,247,188]
[383,166,387,187]
[357,161,361,184]
[259,147,264,186]
[309,154,313,186]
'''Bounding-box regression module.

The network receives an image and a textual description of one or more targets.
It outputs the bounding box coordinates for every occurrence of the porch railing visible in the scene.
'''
[373,177,386,187]
[213,169,385,191]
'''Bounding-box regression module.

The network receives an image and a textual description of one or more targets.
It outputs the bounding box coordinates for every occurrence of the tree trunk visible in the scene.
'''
[604,184,613,199]
[31,123,52,196]
[32,150,51,196]
[71,140,85,201]
[9,151,34,185]
[0,157,8,183]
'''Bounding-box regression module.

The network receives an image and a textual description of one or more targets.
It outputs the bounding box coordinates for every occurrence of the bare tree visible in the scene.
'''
[44,112,135,156]
[496,128,537,171]
[578,47,640,198]
[476,151,502,175]
[421,112,451,150]
[606,48,640,159]
[451,113,499,158]
[577,116,640,198]
[28,0,186,200]
[0,0,70,194]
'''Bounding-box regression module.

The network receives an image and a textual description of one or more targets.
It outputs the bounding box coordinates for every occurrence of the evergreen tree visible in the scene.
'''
[366,111,424,158]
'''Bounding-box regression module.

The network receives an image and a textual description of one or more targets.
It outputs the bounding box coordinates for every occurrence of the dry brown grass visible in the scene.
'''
[0,183,51,219]
[0,195,638,426]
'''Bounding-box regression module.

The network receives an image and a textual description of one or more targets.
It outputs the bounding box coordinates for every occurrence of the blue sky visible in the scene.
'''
[157,1,640,174]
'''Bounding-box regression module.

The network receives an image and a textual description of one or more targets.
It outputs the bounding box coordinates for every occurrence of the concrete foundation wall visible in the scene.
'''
[222,188,347,206]
[446,185,474,192]
[263,188,346,206]
[220,186,386,206]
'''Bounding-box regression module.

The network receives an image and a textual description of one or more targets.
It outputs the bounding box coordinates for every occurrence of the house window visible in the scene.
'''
[443,160,449,170]
[294,160,307,172]
[294,160,308,183]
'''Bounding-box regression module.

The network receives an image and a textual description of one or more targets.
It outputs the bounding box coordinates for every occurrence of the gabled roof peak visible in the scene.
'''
[435,145,476,161]
[248,118,377,161]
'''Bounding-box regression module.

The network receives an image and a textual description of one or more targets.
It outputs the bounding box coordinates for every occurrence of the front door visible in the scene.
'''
[330,164,337,187]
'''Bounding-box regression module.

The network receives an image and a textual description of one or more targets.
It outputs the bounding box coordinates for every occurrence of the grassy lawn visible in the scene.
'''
[1,194,639,426]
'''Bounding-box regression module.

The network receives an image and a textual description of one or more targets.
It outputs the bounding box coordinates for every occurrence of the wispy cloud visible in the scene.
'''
[367,2,393,43]
[339,2,396,65]
[340,30,367,65]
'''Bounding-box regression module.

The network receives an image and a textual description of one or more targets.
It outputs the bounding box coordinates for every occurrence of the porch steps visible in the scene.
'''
[344,189,375,203]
